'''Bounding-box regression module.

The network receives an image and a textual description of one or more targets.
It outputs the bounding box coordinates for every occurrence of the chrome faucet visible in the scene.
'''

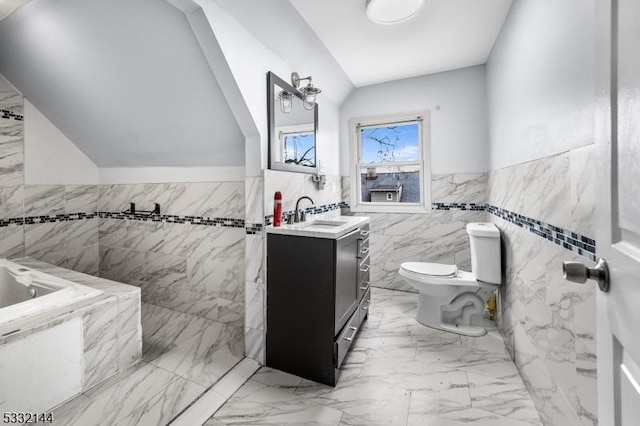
[294,196,314,222]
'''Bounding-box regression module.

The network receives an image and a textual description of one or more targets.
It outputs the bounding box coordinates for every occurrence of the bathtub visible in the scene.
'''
[0,259,102,328]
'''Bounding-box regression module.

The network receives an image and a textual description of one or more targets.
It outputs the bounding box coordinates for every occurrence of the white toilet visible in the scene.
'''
[399,222,501,337]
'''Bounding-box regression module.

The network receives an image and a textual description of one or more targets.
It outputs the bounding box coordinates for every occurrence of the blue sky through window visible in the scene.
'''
[284,133,315,166]
[360,122,419,163]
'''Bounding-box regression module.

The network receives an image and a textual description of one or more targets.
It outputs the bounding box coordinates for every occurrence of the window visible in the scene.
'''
[349,112,431,213]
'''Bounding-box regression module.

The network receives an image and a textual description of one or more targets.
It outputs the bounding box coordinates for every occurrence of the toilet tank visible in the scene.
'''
[466,223,501,284]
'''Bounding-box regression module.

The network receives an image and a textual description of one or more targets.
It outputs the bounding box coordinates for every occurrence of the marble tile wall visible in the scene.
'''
[23,185,99,274]
[343,173,488,292]
[97,182,246,331]
[0,75,25,257]
[245,175,265,363]
[0,75,100,273]
[488,145,597,426]
[264,170,343,222]
[0,75,23,188]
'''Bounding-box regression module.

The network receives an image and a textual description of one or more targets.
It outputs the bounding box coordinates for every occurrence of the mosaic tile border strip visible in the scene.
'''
[486,204,596,261]
[339,200,596,261]
[265,201,348,226]
[97,212,245,228]
[0,212,248,230]
[245,223,264,235]
[1,109,23,121]
[0,202,597,257]
[0,213,98,227]
[1,211,264,235]
[432,202,485,211]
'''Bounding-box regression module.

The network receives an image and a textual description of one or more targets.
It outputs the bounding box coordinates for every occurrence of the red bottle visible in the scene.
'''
[273,192,283,227]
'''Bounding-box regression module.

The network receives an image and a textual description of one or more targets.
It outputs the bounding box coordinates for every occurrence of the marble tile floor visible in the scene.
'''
[49,303,244,426]
[207,288,542,426]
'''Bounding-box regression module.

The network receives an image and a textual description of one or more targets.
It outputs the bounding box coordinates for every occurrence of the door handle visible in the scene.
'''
[562,258,610,292]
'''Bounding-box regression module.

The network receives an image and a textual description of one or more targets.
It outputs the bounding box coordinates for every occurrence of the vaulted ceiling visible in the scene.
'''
[290,0,513,87]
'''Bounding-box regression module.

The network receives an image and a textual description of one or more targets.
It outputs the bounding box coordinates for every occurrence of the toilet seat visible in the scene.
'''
[399,262,496,288]
[401,262,458,277]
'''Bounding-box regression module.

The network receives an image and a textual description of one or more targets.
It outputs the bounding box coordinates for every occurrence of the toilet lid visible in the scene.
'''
[401,262,458,277]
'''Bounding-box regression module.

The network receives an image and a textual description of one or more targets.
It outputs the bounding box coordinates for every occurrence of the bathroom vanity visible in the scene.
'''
[266,216,370,386]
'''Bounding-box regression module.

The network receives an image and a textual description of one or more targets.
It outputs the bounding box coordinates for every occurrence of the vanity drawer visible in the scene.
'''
[358,271,370,301]
[334,307,362,368]
[358,235,369,259]
[334,287,371,369]
[359,288,371,321]
[358,255,370,287]
[359,239,370,258]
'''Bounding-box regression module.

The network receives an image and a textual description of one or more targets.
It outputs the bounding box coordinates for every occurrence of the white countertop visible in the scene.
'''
[266,215,370,239]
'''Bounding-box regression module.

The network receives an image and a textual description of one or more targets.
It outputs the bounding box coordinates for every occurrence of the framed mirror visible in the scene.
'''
[267,71,318,174]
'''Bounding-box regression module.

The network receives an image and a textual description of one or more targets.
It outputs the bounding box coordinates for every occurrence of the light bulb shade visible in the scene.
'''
[290,72,322,110]
[278,90,293,113]
[301,84,321,109]
[303,96,316,110]
[366,0,425,24]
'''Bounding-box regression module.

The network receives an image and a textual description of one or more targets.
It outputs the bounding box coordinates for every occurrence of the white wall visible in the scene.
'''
[486,0,595,169]
[213,0,354,106]
[25,96,246,185]
[24,99,98,185]
[340,65,488,175]
[98,166,244,184]
[318,97,341,176]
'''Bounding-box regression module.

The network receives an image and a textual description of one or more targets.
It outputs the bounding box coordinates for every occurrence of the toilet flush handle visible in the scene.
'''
[562,258,610,292]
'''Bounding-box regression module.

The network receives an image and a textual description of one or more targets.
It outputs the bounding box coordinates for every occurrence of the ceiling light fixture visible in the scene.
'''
[366,0,425,25]
[291,72,322,110]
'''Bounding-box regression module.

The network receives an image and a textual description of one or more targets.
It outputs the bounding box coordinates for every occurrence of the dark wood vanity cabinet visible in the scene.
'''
[266,224,371,386]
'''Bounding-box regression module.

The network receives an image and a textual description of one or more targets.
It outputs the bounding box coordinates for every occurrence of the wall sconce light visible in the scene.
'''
[291,72,322,110]
[278,90,293,114]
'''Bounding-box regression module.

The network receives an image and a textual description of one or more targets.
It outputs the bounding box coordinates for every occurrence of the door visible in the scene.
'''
[594,0,640,424]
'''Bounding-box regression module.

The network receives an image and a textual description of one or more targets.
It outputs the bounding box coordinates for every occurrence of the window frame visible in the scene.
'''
[349,111,431,213]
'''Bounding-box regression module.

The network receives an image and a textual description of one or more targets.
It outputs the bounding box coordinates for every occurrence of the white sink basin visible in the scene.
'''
[305,220,348,228]
[267,216,370,239]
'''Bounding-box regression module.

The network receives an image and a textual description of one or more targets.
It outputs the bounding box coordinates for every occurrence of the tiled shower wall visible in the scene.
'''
[97,182,246,330]
[0,76,99,268]
[343,173,488,292]
[489,145,597,426]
